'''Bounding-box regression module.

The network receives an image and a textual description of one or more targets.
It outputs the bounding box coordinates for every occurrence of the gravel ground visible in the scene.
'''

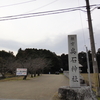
[0,74,69,100]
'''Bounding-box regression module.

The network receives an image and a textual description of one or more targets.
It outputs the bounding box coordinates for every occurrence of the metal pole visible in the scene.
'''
[86,46,91,88]
[85,0,100,96]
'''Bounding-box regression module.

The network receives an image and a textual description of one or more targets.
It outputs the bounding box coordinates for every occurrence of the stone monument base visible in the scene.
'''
[58,86,97,100]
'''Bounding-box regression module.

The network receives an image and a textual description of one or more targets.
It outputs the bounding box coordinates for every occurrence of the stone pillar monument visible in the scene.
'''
[58,35,97,100]
[68,35,80,87]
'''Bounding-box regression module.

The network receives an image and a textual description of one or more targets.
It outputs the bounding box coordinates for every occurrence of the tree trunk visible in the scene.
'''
[31,74,33,78]
[23,75,27,80]
[38,73,40,76]
[34,72,36,77]
[1,73,6,78]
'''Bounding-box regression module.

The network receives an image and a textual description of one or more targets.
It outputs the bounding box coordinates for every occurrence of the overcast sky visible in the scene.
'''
[0,0,100,55]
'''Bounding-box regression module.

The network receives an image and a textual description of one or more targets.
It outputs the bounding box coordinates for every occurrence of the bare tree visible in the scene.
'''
[0,57,6,78]
[28,57,51,76]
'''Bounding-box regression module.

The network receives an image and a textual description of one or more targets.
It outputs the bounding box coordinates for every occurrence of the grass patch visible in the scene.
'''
[0,75,32,82]
[97,97,100,100]
[0,74,42,82]
[81,73,100,100]
[81,73,95,88]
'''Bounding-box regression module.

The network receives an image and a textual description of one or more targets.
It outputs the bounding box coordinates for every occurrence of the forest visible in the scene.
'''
[0,48,100,79]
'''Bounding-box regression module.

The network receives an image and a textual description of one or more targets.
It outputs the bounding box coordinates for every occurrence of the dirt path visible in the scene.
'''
[0,74,69,100]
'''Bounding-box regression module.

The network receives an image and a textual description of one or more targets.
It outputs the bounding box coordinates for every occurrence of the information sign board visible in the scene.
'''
[16,68,27,76]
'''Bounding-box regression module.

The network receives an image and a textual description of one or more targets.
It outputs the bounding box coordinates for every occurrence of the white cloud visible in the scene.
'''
[0,26,100,56]
[0,0,100,55]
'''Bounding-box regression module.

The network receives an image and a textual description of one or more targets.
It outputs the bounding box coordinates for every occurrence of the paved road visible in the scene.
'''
[0,74,69,100]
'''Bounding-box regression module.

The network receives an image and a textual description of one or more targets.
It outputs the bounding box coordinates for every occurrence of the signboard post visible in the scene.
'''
[16,68,27,76]
[68,35,80,87]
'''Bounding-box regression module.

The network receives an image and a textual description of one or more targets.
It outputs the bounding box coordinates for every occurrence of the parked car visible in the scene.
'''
[55,71,59,75]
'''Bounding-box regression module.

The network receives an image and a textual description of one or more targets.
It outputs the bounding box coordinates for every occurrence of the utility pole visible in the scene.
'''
[85,0,100,96]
